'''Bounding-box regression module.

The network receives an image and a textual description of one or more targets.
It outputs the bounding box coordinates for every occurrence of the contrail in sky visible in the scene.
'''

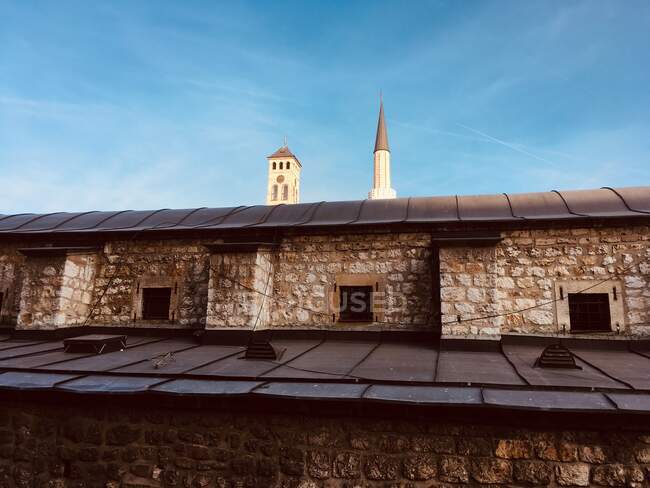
[456,123,562,168]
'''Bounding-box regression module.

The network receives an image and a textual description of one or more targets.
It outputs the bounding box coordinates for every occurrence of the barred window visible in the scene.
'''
[568,293,611,332]
[142,288,172,320]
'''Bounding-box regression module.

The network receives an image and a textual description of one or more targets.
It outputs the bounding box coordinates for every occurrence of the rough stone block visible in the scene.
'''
[555,463,591,486]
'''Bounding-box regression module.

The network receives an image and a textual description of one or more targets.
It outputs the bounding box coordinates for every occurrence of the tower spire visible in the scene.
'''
[368,94,396,200]
[374,93,390,152]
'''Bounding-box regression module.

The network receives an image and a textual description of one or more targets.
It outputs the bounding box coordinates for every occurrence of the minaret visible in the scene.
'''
[368,96,396,200]
[266,143,301,205]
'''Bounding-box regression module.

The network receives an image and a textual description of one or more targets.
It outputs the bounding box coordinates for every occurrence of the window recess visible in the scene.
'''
[554,280,623,334]
[339,285,373,322]
[568,293,611,332]
[331,273,386,324]
[142,287,172,320]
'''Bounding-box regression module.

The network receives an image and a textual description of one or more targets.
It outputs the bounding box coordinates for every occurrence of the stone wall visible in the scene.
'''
[1,224,648,334]
[0,244,26,326]
[45,233,433,331]
[15,252,98,329]
[207,249,275,329]
[0,255,20,325]
[270,232,433,331]
[440,225,650,337]
[16,255,66,328]
[89,240,211,328]
[0,400,648,487]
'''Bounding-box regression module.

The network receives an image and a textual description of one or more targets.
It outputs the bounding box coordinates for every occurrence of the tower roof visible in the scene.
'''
[374,100,389,152]
[267,145,297,159]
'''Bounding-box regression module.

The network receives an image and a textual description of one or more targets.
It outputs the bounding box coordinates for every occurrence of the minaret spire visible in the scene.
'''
[374,92,389,152]
[368,93,396,200]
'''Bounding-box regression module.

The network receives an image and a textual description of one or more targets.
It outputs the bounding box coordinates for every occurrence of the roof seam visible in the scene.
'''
[603,187,650,215]
[13,212,62,231]
[51,211,98,230]
[552,190,589,217]
[568,349,636,390]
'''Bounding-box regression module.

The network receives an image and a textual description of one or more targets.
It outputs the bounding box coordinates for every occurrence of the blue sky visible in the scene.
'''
[1,0,649,213]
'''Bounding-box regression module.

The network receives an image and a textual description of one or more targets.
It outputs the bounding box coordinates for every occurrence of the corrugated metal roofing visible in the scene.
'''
[0,333,648,414]
[2,186,648,237]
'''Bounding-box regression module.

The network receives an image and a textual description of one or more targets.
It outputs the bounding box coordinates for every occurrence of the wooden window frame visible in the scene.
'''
[554,280,623,334]
[132,276,181,323]
[330,273,386,325]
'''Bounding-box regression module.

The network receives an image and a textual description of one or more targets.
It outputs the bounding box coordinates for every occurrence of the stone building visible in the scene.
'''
[266,145,302,205]
[0,185,648,487]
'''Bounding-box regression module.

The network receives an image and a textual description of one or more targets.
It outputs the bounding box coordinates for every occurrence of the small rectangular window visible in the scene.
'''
[142,287,172,320]
[339,285,373,322]
[568,293,611,332]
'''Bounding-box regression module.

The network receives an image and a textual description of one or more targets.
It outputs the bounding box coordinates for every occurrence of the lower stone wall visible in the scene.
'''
[440,225,650,338]
[0,401,648,487]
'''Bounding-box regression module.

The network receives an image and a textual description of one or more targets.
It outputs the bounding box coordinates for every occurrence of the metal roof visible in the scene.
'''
[0,332,648,414]
[1,187,648,237]
[267,145,299,162]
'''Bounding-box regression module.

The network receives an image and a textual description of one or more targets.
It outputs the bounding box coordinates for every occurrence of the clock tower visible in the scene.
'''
[266,144,301,205]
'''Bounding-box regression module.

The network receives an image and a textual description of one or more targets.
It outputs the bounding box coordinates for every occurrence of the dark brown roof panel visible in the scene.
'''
[608,187,650,213]
[253,382,368,400]
[458,194,516,221]
[502,343,628,389]
[299,200,364,227]
[40,339,196,371]
[57,375,162,394]
[152,379,262,396]
[606,393,650,412]
[0,213,44,231]
[0,372,81,391]
[349,342,437,382]
[212,205,277,229]
[364,385,483,405]
[254,203,321,228]
[12,212,95,232]
[353,198,409,225]
[190,339,317,377]
[406,196,458,223]
[131,208,200,230]
[483,389,614,412]
[174,207,243,228]
[558,188,638,217]
[52,211,129,231]
[91,210,164,231]
[263,340,377,380]
[436,349,525,385]
[570,347,650,390]
[507,191,574,219]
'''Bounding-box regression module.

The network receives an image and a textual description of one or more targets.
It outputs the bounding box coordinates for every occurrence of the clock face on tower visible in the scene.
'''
[276,175,285,183]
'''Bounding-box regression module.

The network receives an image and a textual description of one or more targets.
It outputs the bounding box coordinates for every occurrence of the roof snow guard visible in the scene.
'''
[0,187,648,237]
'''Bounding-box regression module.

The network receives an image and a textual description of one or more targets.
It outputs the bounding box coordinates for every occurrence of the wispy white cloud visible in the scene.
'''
[455,123,564,169]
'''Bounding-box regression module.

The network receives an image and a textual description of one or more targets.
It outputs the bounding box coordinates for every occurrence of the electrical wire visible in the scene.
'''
[84,218,647,334]
[206,256,647,331]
